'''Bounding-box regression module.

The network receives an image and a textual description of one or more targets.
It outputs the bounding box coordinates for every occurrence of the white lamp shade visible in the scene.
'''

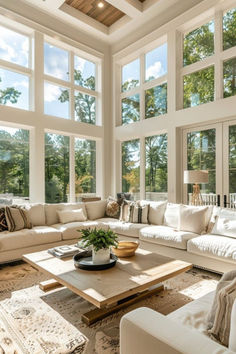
[184,170,209,184]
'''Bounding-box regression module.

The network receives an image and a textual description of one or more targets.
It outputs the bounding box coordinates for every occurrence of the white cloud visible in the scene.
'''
[146,61,163,80]
[75,57,85,72]
[14,80,28,89]
[44,83,61,102]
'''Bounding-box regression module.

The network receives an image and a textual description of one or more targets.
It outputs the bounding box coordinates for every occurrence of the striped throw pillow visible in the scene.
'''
[0,207,8,232]
[127,202,149,224]
[5,206,32,232]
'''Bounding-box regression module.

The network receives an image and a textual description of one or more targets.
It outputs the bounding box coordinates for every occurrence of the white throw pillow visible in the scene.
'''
[140,200,167,225]
[229,300,236,351]
[178,204,210,234]
[211,208,236,238]
[85,200,107,220]
[57,208,87,224]
[164,203,180,229]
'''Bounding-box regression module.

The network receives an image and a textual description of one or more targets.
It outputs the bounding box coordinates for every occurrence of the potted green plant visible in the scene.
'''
[80,228,119,265]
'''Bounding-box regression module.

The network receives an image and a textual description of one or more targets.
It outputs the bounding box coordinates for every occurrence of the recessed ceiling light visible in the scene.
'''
[98,2,104,8]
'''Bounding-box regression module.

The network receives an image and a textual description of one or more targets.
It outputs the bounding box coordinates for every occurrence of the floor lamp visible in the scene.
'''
[184,170,209,206]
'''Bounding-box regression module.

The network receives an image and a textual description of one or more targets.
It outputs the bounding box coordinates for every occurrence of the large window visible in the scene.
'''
[223,57,236,98]
[122,139,140,200]
[45,133,70,203]
[223,8,236,51]
[44,41,99,124]
[75,138,96,199]
[120,42,167,126]
[145,134,168,201]
[0,25,31,111]
[0,126,29,204]
[187,129,216,200]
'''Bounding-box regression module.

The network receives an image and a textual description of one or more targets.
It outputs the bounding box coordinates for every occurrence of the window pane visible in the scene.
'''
[45,133,69,203]
[183,21,214,66]
[145,134,168,201]
[122,59,140,92]
[187,129,216,203]
[0,68,29,110]
[44,82,69,119]
[145,43,167,82]
[44,43,69,81]
[122,139,140,201]
[229,125,236,194]
[145,83,167,119]
[183,66,214,108]
[223,8,236,51]
[74,56,96,90]
[74,91,96,124]
[122,94,140,125]
[223,57,236,98]
[0,26,29,67]
[0,127,29,204]
[75,138,96,200]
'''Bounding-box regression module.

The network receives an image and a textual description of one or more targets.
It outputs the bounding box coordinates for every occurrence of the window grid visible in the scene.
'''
[43,40,99,124]
[120,41,168,125]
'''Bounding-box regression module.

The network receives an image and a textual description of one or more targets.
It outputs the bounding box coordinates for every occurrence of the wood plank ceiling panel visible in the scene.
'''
[65,0,126,27]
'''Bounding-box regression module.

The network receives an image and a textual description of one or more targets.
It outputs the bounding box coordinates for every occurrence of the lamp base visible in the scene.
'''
[191,184,203,206]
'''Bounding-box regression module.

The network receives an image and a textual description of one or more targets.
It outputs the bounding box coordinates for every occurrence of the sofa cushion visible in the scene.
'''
[57,208,87,224]
[0,226,61,251]
[187,234,236,262]
[45,203,87,225]
[179,205,210,234]
[97,217,145,238]
[5,206,32,232]
[164,203,180,228]
[52,220,105,240]
[168,291,215,332]
[23,203,46,226]
[211,208,236,238]
[85,200,107,220]
[140,225,199,250]
[146,201,167,225]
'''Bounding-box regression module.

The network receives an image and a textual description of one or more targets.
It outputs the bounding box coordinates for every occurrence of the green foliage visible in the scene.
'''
[183,21,214,66]
[122,93,140,124]
[122,139,140,194]
[0,129,29,197]
[183,66,214,108]
[0,78,21,105]
[223,57,236,98]
[145,134,167,193]
[122,79,139,92]
[223,8,236,50]
[145,83,167,119]
[80,228,119,252]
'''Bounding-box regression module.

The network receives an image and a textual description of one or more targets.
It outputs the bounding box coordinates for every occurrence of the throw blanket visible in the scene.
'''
[209,277,236,347]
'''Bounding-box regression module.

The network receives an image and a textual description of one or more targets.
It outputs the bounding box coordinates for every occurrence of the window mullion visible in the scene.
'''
[215,10,223,100]
[34,31,44,114]
[70,51,75,121]
[140,54,145,121]
[70,136,75,202]
[140,137,146,200]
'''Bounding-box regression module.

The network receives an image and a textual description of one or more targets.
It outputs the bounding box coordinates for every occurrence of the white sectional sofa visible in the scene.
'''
[0,200,236,274]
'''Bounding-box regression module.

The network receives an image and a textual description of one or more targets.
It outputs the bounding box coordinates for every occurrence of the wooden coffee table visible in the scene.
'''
[23,248,192,325]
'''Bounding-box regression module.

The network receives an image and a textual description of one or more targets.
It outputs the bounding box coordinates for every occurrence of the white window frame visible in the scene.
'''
[0,23,34,111]
[43,37,101,125]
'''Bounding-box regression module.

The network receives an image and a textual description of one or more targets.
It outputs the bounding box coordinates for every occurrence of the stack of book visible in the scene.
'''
[48,244,84,258]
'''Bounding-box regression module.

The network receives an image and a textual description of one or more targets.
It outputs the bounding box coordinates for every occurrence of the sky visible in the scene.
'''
[122,42,167,90]
[0,27,96,118]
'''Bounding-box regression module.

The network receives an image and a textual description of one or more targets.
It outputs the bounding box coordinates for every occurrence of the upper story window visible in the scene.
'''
[145,43,167,82]
[44,43,69,81]
[43,40,100,125]
[122,59,140,92]
[183,20,214,66]
[223,8,236,51]
[0,25,32,111]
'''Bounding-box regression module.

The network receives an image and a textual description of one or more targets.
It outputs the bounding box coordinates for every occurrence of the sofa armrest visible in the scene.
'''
[120,307,234,354]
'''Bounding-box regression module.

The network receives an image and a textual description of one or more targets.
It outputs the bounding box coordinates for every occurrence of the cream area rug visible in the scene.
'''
[0,261,220,354]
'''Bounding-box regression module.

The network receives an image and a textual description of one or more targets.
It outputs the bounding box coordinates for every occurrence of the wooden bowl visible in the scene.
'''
[112,241,139,258]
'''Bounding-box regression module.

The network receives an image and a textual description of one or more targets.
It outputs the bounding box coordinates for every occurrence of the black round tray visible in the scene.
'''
[74,251,117,270]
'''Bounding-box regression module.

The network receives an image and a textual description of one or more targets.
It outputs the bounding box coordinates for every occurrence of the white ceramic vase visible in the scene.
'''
[92,247,110,265]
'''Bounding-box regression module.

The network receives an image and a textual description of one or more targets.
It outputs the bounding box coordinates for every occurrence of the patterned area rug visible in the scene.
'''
[0,261,220,354]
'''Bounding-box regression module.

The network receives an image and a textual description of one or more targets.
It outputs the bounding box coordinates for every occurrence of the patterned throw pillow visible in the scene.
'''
[106,200,120,219]
[120,201,149,224]
[0,207,8,232]
[5,206,32,232]
[119,200,132,222]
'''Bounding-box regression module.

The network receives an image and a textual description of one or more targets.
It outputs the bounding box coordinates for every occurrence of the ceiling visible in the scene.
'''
[2,0,205,47]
